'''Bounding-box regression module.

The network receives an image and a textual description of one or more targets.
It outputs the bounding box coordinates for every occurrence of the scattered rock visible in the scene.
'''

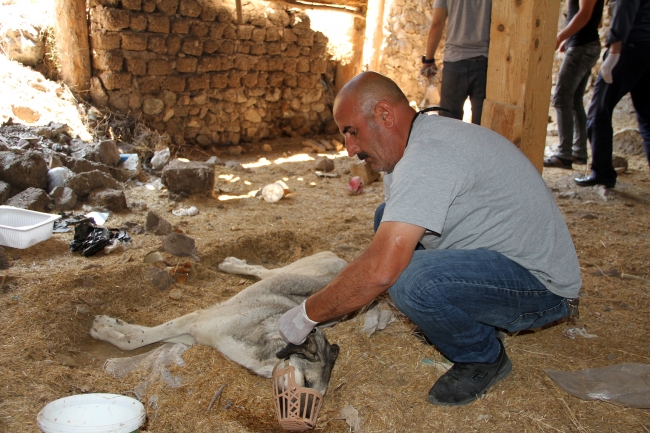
[88,188,128,212]
[150,148,170,171]
[262,143,272,152]
[0,180,11,204]
[161,159,215,195]
[168,288,183,300]
[613,155,628,174]
[5,187,51,211]
[145,211,173,235]
[0,149,49,192]
[349,159,380,185]
[49,186,77,210]
[302,139,327,153]
[149,267,175,291]
[143,251,164,263]
[66,170,121,197]
[315,157,335,172]
[227,145,243,156]
[60,155,111,175]
[224,160,243,171]
[613,129,644,156]
[161,232,199,260]
[205,156,222,166]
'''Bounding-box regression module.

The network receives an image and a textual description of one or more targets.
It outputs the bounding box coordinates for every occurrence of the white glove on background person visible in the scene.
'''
[419,64,438,79]
[279,300,318,345]
[600,53,620,84]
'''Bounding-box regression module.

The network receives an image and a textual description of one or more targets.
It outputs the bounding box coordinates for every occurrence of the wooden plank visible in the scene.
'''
[482,0,560,173]
[481,100,523,147]
[365,0,386,71]
[54,0,91,97]
[235,0,243,23]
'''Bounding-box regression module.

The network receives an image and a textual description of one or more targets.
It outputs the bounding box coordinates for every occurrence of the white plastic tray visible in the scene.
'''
[0,205,61,249]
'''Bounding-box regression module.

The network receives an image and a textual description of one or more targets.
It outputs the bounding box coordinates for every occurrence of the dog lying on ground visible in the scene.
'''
[90,251,347,395]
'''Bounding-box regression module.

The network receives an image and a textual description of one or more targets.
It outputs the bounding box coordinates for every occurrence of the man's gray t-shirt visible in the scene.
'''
[382,115,581,298]
[433,0,492,62]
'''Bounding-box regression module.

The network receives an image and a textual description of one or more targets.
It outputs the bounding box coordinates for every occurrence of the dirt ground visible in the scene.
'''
[1,46,650,433]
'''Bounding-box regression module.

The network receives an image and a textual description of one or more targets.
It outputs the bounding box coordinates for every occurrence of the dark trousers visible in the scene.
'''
[552,43,600,161]
[439,57,488,125]
[587,41,650,183]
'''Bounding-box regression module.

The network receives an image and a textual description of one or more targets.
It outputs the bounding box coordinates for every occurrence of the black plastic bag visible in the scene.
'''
[70,219,131,257]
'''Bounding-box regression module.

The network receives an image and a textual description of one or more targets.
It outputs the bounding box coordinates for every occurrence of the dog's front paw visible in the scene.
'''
[218,257,248,274]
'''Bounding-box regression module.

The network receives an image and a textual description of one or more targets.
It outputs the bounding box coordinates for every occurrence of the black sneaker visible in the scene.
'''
[428,340,512,406]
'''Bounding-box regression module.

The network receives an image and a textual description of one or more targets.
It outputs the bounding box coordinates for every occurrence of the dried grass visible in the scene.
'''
[1,146,649,433]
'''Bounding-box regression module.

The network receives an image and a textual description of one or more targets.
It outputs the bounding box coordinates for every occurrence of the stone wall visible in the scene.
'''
[379,0,434,106]
[88,0,334,148]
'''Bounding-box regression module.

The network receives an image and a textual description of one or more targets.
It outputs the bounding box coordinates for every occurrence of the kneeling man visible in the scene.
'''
[280,71,581,406]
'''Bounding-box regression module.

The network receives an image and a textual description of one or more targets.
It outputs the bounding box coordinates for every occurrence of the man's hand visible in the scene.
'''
[420,63,438,79]
[279,300,318,345]
[600,53,620,84]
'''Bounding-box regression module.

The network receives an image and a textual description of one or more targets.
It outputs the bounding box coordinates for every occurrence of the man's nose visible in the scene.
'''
[345,139,360,157]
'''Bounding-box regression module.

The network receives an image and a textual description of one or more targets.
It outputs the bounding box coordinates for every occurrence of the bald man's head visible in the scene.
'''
[334,71,410,119]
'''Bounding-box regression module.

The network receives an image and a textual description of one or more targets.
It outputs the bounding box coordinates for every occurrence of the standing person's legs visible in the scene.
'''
[467,57,488,125]
[388,248,569,405]
[439,60,470,121]
[548,45,600,166]
[571,44,601,163]
[628,42,650,169]
[578,47,645,187]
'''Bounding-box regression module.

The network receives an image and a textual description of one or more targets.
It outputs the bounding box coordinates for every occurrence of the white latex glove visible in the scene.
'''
[279,300,318,345]
[600,53,620,84]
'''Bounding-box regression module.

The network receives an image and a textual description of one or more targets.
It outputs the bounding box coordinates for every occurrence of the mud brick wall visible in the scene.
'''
[87,0,333,147]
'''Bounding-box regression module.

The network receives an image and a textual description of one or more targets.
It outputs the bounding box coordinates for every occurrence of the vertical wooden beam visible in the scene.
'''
[365,0,386,72]
[481,0,560,173]
[235,0,243,23]
[54,0,91,97]
[334,17,366,95]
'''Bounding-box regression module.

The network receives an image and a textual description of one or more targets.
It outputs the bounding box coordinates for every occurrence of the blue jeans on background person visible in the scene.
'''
[374,203,569,364]
[439,57,488,125]
[587,41,650,184]
[552,43,601,162]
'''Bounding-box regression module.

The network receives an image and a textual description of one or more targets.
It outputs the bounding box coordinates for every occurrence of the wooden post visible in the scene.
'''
[334,17,366,95]
[365,0,386,72]
[54,0,91,98]
[481,0,560,173]
[235,0,243,23]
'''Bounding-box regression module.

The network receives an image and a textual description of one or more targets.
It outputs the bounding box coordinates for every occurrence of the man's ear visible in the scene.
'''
[374,101,394,127]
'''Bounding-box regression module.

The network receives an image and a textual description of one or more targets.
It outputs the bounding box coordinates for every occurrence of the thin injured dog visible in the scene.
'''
[90,251,346,395]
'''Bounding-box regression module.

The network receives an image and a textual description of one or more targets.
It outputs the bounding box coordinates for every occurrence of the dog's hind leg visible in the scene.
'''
[218,257,274,279]
[90,312,201,350]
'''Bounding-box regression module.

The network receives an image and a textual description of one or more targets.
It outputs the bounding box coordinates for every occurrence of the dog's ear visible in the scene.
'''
[276,333,319,361]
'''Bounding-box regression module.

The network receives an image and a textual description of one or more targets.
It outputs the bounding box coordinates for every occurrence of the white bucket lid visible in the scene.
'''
[37,393,145,433]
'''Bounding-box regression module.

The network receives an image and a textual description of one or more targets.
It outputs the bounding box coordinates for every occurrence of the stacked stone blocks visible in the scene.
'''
[88,0,332,147]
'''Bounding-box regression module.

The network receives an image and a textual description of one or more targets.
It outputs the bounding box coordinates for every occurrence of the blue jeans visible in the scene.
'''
[439,57,488,125]
[552,43,601,161]
[587,41,650,183]
[374,204,569,364]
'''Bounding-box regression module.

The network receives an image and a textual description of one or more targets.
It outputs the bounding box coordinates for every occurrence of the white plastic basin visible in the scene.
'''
[37,393,145,433]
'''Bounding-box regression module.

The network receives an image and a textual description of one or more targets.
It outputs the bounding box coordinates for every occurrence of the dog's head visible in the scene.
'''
[276,328,339,396]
